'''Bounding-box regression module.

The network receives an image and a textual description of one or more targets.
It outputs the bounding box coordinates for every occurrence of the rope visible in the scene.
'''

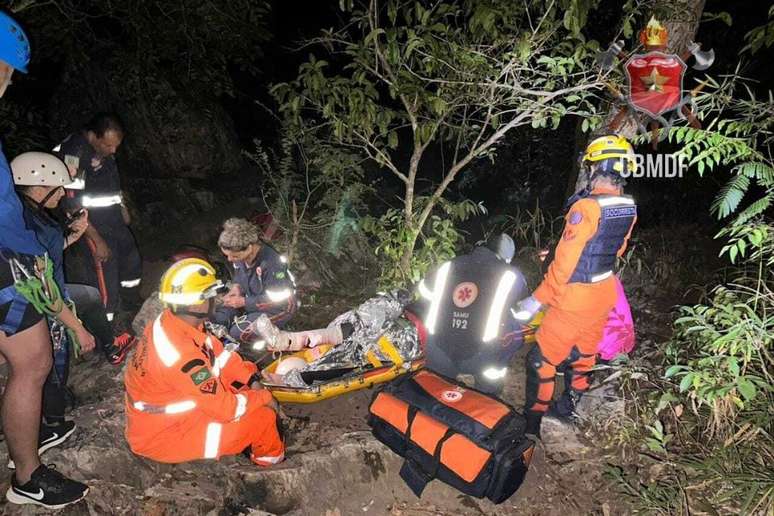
[10,254,64,316]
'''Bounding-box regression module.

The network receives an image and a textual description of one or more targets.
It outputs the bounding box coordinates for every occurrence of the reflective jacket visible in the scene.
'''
[232,244,297,319]
[55,132,124,229]
[420,247,528,360]
[534,186,637,310]
[124,310,273,459]
[569,194,636,283]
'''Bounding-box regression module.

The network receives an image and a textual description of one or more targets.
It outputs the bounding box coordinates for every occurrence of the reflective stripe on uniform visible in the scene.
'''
[81,194,122,208]
[597,196,635,207]
[106,312,114,321]
[132,399,197,414]
[590,270,613,282]
[204,422,222,459]
[482,366,508,380]
[153,315,181,367]
[234,393,248,420]
[266,288,293,302]
[417,279,433,300]
[482,270,517,342]
[121,278,141,288]
[211,350,232,377]
[425,261,451,335]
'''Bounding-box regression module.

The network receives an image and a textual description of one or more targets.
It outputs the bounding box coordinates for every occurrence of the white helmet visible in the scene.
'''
[11,152,73,187]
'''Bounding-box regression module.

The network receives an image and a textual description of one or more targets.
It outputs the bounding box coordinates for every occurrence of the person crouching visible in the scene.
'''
[123,258,284,467]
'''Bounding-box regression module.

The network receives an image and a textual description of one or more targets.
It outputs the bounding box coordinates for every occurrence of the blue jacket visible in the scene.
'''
[232,244,297,320]
[0,142,45,255]
[21,199,68,298]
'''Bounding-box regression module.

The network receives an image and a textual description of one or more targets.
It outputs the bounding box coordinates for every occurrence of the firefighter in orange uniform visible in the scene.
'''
[513,135,638,437]
[124,258,284,466]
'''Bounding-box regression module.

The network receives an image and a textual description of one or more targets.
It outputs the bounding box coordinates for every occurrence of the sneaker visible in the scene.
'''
[107,332,137,365]
[7,421,76,469]
[6,464,88,508]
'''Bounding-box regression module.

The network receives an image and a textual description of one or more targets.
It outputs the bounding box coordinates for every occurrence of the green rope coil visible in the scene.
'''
[13,256,64,316]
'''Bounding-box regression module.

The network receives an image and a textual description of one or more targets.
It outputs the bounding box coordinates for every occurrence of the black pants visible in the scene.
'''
[424,339,521,395]
[64,223,142,321]
[41,284,113,425]
[42,334,70,426]
[67,283,114,354]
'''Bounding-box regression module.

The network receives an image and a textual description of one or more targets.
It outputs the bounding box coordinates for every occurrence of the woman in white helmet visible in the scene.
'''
[0,11,91,508]
[12,152,101,435]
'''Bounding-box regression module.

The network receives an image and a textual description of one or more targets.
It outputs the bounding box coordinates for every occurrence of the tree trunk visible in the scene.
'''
[568,0,707,195]
[399,227,419,281]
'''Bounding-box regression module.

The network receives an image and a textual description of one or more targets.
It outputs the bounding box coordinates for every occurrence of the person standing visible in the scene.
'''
[55,112,141,361]
[0,12,90,508]
[513,135,638,437]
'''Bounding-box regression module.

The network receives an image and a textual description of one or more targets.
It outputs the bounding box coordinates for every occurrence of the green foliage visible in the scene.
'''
[669,90,773,235]
[247,126,372,288]
[634,88,774,513]
[605,465,686,515]
[272,0,604,282]
[362,198,481,287]
[665,281,773,417]
[619,25,774,511]
[742,5,774,55]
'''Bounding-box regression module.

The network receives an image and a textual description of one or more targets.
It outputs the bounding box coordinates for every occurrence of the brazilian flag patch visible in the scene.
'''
[275,271,286,279]
[190,367,212,385]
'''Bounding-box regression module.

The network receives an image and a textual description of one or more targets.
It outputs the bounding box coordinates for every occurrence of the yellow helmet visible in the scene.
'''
[158,258,225,306]
[583,135,637,176]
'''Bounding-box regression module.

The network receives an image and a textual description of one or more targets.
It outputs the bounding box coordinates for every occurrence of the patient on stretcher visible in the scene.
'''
[249,291,425,389]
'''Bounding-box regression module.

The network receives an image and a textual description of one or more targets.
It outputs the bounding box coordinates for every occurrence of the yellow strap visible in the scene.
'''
[377,335,403,367]
[365,350,383,368]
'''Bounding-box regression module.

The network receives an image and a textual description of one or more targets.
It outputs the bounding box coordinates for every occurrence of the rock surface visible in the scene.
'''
[0,339,627,515]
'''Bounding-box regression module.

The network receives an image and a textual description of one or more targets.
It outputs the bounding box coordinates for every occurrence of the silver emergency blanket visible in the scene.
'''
[281,291,422,388]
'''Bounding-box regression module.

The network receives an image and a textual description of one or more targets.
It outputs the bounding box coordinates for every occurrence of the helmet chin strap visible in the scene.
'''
[174,298,216,320]
[565,175,592,211]
[24,187,62,211]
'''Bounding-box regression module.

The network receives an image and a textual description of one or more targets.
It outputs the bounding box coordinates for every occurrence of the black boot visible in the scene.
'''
[525,410,543,439]
[546,389,583,422]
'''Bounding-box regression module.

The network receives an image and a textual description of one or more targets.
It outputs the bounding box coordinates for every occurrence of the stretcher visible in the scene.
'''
[260,312,542,404]
[261,335,425,403]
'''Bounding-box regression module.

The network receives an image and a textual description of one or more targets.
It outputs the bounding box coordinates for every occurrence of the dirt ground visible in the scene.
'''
[0,228,675,514]
[0,326,637,516]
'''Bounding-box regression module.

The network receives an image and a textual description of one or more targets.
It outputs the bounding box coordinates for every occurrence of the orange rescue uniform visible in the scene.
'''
[124,309,284,466]
[527,186,637,413]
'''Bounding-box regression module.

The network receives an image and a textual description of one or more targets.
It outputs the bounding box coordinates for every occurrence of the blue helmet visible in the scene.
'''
[0,11,30,73]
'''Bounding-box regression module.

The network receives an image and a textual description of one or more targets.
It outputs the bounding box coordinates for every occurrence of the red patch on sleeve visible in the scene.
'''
[199,378,218,395]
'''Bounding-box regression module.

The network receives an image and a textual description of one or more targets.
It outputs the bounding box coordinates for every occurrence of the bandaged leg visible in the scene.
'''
[250,314,344,351]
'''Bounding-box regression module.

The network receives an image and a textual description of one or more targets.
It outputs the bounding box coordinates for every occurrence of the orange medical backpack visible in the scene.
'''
[368,370,534,503]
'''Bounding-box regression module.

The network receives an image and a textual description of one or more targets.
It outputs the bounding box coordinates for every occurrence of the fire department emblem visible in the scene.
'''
[452,282,478,308]
[595,16,714,144]
[441,389,464,403]
[625,52,685,119]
